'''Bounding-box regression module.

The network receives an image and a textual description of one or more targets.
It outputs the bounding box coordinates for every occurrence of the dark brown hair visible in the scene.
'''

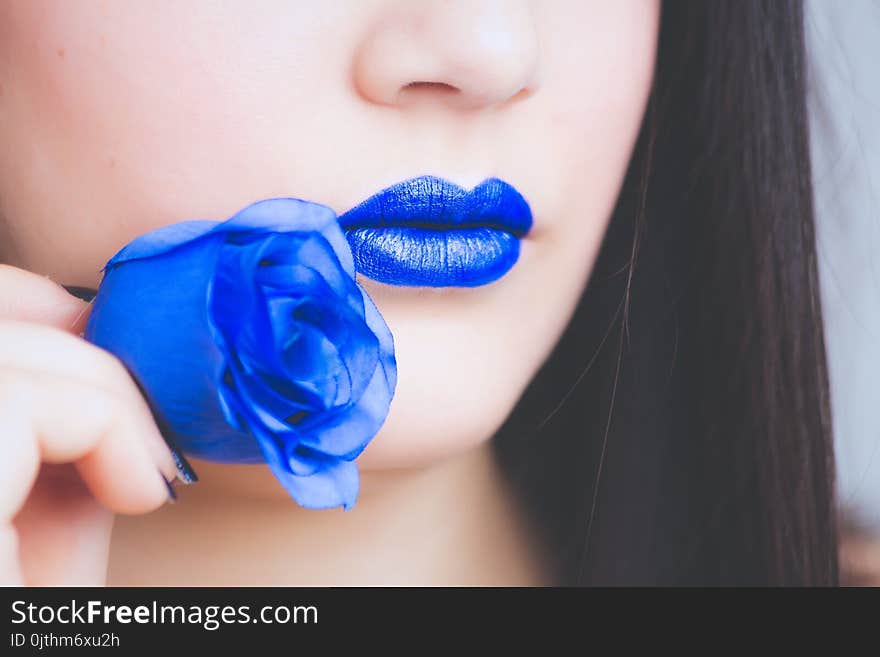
[494,0,838,585]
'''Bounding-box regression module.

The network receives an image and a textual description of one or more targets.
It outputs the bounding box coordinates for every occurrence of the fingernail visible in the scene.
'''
[165,436,199,484]
[161,472,178,504]
[62,285,98,302]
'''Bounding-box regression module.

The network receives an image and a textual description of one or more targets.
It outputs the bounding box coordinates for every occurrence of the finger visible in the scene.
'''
[0,367,174,519]
[0,524,24,586]
[0,264,92,333]
[0,320,180,479]
[13,464,114,586]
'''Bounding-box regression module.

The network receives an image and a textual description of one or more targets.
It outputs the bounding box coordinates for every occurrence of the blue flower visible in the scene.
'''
[84,198,397,510]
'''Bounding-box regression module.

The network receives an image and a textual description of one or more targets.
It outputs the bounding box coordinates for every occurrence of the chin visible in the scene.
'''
[356,386,521,471]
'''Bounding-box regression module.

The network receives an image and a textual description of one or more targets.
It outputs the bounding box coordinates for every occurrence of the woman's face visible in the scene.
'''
[0,1,659,476]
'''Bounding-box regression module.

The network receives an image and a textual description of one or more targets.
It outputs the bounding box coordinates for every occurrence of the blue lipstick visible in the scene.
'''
[338,176,532,287]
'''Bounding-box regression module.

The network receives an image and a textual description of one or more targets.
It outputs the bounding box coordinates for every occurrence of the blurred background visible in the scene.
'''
[807,0,880,583]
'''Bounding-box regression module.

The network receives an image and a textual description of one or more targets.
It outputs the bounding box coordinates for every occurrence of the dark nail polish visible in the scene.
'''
[161,473,178,503]
[62,285,98,302]
[167,440,199,484]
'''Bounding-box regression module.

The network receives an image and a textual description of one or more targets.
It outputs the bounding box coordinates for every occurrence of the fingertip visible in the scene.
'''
[60,286,97,335]
[0,265,92,332]
[75,451,172,515]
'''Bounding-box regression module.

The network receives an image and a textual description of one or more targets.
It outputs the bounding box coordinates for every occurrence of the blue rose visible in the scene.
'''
[84,198,397,510]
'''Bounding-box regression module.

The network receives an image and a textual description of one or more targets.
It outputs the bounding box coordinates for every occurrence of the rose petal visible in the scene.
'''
[106,220,220,268]
[223,360,322,426]
[257,232,355,301]
[250,418,359,510]
[224,198,355,276]
[297,361,395,459]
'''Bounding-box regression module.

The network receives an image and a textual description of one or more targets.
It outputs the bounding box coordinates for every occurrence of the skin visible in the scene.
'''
[0,0,660,585]
[840,528,880,586]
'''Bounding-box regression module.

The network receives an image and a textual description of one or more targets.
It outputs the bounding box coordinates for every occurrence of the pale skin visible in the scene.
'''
[0,1,660,585]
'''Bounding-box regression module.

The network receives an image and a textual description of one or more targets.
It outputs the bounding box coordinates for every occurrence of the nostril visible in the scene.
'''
[403,81,460,93]
[399,81,462,101]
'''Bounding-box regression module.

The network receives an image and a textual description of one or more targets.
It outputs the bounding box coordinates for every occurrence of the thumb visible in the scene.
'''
[0,265,94,334]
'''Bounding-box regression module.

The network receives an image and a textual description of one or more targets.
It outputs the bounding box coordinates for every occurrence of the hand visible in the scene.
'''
[0,265,181,585]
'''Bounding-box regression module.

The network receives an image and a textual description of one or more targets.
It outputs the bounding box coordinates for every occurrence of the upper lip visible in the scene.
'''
[337,175,533,237]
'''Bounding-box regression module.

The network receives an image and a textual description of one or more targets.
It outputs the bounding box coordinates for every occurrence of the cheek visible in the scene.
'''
[0,1,358,278]
[538,0,661,246]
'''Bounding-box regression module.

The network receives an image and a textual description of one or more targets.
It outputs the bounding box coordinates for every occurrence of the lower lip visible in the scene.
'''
[344,225,522,287]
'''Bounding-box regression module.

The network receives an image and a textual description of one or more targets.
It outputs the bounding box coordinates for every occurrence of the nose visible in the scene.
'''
[352,0,540,110]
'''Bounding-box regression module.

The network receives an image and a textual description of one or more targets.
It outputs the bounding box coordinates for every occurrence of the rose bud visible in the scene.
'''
[84,198,397,510]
